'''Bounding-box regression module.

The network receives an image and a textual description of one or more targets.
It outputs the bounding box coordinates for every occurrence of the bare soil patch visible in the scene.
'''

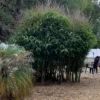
[31,73,100,100]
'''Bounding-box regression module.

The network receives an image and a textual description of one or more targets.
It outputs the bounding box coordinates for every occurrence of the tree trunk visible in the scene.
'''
[13,0,23,26]
[41,61,45,84]
[71,72,74,82]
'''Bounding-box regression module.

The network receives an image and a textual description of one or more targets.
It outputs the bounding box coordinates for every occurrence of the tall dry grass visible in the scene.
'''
[33,0,90,24]
[0,44,34,100]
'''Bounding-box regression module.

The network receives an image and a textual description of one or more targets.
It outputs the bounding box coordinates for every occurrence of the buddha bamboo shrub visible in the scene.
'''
[10,9,96,83]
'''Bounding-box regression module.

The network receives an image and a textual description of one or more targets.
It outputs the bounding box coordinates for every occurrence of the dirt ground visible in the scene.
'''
[31,71,100,100]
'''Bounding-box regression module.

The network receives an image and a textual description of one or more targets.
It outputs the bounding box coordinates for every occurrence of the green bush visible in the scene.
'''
[10,9,96,83]
[94,37,100,48]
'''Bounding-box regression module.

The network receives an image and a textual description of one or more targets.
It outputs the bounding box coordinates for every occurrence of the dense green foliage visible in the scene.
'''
[0,44,34,100]
[83,1,100,47]
[0,0,100,48]
[10,10,96,83]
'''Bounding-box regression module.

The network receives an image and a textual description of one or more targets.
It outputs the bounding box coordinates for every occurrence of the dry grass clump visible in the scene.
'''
[34,0,89,24]
[0,44,34,100]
